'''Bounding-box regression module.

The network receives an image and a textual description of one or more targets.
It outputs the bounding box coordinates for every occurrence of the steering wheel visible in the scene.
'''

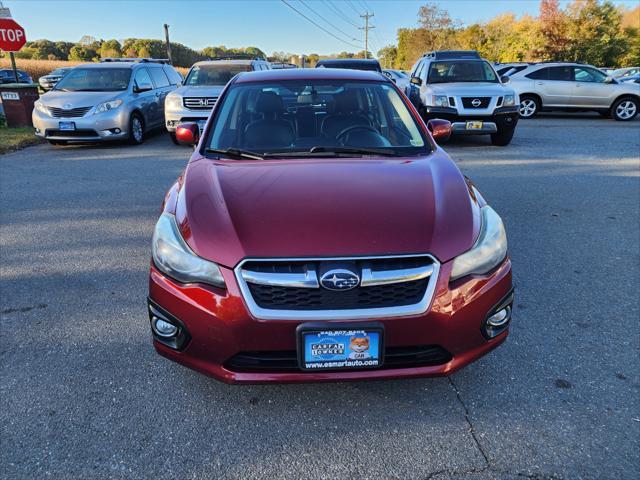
[336,125,380,144]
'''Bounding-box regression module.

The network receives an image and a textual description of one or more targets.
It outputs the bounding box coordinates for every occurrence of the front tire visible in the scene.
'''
[128,113,145,145]
[611,97,638,121]
[490,127,515,146]
[519,95,540,119]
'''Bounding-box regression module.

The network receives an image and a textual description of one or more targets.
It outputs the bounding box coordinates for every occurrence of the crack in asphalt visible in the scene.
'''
[422,377,563,480]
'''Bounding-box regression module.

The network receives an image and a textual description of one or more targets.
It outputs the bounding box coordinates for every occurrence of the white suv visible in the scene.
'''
[164,56,271,143]
[405,50,520,146]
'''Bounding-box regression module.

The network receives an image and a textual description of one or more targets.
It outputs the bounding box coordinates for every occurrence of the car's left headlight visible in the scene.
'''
[94,99,123,114]
[34,100,51,116]
[503,94,515,106]
[152,213,226,288]
[450,206,507,281]
[165,94,182,110]
[433,95,449,107]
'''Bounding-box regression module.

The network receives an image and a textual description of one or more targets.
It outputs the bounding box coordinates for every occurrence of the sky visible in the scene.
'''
[3,0,638,56]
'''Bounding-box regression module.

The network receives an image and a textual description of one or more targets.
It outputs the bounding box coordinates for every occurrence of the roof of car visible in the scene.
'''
[192,59,263,66]
[77,61,165,69]
[233,67,386,83]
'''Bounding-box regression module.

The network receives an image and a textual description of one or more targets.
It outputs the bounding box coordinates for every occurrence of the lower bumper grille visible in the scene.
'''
[225,345,452,373]
[45,129,99,138]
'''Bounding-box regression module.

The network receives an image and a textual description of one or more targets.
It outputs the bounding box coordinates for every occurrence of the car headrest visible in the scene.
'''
[334,91,359,113]
[255,91,284,114]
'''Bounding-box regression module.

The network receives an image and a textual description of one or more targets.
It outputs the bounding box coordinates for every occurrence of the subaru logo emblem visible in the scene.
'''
[320,269,360,291]
[63,103,73,110]
[471,98,482,107]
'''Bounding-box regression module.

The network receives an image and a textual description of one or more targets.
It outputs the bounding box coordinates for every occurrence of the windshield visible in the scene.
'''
[428,60,498,83]
[54,68,131,91]
[185,64,252,86]
[206,80,430,157]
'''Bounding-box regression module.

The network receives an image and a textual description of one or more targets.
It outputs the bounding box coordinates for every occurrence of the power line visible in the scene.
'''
[280,0,362,49]
[323,0,360,29]
[345,0,362,15]
[298,0,360,43]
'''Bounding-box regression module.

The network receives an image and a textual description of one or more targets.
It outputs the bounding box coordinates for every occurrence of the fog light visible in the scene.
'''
[152,317,178,338]
[487,307,510,327]
[114,128,121,134]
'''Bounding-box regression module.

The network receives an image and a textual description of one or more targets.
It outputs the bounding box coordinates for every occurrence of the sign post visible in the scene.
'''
[0,16,27,83]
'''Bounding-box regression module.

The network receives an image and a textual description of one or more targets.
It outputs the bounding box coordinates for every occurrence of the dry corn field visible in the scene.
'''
[0,58,189,81]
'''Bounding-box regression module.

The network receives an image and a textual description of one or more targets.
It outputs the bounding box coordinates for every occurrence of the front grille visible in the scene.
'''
[48,106,92,118]
[237,255,438,318]
[183,97,218,110]
[461,97,491,109]
[225,345,452,373]
[248,278,428,310]
[45,129,99,138]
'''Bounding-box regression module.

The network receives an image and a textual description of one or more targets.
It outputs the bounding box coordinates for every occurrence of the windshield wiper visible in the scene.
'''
[308,146,399,156]
[205,148,265,160]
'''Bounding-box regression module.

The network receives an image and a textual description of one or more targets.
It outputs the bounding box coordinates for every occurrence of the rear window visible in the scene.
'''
[148,67,170,88]
[163,65,183,85]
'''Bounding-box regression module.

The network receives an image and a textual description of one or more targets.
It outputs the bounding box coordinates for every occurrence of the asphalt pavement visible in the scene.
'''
[1,113,639,479]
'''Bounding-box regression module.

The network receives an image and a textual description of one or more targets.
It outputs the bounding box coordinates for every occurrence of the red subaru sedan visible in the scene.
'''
[148,68,513,383]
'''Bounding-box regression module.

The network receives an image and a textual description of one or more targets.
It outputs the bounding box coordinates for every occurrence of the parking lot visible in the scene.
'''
[0,113,638,479]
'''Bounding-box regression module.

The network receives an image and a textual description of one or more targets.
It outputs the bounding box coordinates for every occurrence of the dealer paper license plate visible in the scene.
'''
[466,120,483,130]
[299,327,383,371]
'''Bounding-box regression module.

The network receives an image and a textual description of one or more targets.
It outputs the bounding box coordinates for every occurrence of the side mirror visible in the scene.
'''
[604,76,615,84]
[134,83,153,93]
[427,119,452,143]
[175,122,200,147]
[500,75,510,84]
[410,76,422,86]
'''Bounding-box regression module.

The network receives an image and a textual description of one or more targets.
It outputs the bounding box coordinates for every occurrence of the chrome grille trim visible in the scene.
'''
[360,264,434,287]
[234,254,440,321]
[241,269,319,289]
[183,97,218,110]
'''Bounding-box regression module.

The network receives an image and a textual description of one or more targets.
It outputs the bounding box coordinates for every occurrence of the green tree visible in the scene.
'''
[564,0,627,66]
[100,39,122,59]
[68,45,98,62]
[377,45,397,69]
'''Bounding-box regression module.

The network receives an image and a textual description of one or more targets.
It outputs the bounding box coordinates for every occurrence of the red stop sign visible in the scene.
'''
[0,19,26,52]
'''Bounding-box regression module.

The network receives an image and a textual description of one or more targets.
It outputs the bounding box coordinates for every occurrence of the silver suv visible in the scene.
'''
[33,59,182,145]
[406,51,520,146]
[509,62,640,121]
[164,56,271,143]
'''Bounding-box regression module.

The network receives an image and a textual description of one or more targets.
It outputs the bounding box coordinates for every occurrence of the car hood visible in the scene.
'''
[39,90,125,108]
[429,82,513,96]
[173,85,226,97]
[175,151,480,268]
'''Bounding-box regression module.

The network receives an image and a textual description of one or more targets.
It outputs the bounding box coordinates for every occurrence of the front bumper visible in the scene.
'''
[32,108,130,142]
[148,256,513,384]
[423,106,519,135]
[165,106,210,132]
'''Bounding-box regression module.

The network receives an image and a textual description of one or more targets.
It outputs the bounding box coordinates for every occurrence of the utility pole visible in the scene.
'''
[359,12,374,59]
[163,23,172,64]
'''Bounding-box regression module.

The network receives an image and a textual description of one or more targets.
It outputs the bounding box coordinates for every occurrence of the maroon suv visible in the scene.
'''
[148,68,513,383]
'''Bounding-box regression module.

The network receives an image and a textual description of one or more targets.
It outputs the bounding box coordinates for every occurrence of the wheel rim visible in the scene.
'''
[616,101,636,120]
[132,118,143,142]
[519,99,536,117]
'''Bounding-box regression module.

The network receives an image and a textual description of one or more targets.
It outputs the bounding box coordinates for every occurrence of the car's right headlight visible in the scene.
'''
[450,206,508,281]
[152,213,226,288]
[34,100,51,116]
[433,95,449,107]
[165,94,182,110]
